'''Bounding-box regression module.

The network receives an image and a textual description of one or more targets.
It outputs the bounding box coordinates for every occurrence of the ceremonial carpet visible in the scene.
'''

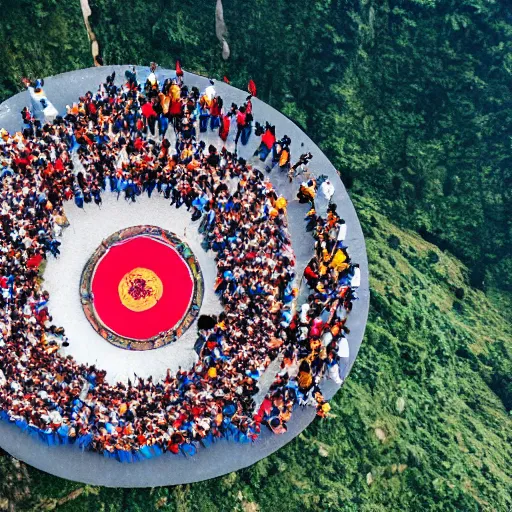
[80,226,203,350]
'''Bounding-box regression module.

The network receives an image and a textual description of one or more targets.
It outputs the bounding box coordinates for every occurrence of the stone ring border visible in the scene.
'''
[79,225,204,351]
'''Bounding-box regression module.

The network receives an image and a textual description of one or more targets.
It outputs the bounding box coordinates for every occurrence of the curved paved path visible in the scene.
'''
[0,66,369,487]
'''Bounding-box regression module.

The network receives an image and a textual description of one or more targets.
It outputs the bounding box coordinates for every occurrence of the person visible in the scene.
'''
[272,135,291,171]
[336,219,347,247]
[169,81,183,133]
[253,122,275,161]
[210,96,222,130]
[350,264,360,288]
[21,77,58,124]
[240,97,253,146]
[204,79,216,101]
[248,79,257,97]
[125,67,138,90]
[158,111,169,138]
[289,151,313,181]
[74,188,84,209]
[21,106,34,134]
[175,59,184,85]
[140,98,157,137]
[234,105,246,146]
[316,177,335,218]
[198,92,211,133]
[219,111,230,141]
[297,179,316,204]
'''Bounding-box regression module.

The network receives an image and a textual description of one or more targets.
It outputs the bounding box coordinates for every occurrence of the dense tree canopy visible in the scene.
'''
[1,0,510,289]
[0,0,89,99]
[0,0,510,510]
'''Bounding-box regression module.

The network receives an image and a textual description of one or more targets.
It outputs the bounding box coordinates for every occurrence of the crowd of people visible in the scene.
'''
[0,65,360,461]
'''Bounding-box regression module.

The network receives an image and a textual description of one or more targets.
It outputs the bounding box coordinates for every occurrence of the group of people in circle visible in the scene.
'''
[0,64,359,461]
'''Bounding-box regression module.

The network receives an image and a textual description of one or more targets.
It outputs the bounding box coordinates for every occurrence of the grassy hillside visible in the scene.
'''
[1,196,510,512]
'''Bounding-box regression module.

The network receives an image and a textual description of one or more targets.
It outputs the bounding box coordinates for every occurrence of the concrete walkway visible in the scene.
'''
[0,66,369,487]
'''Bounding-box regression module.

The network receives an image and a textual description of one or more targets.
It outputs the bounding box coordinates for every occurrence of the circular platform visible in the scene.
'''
[0,65,370,487]
[81,226,203,350]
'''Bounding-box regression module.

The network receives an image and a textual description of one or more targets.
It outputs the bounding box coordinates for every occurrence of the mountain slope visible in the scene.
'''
[1,197,510,511]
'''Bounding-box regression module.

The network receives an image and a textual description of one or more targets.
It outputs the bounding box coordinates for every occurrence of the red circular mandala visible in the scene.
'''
[91,236,193,340]
[80,226,203,349]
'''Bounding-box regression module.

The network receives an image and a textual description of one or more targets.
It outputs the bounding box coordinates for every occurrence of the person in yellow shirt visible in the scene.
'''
[330,248,349,272]
[170,81,181,101]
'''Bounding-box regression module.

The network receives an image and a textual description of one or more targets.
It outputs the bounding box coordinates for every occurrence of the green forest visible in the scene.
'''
[0,0,511,510]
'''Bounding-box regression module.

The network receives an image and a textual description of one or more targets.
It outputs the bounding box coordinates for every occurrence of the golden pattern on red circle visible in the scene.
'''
[118,267,163,312]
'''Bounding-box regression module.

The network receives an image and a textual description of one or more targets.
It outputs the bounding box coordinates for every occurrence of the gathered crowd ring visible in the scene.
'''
[0,65,368,485]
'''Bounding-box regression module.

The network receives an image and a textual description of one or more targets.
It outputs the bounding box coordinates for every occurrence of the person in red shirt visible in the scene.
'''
[234,105,246,145]
[140,98,157,137]
[245,95,253,116]
[84,92,98,121]
[248,79,257,97]
[253,122,276,161]
[14,153,30,170]
[210,96,223,130]
[219,112,231,141]
[239,98,254,146]
[175,59,184,85]
[169,96,183,133]
[304,259,319,288]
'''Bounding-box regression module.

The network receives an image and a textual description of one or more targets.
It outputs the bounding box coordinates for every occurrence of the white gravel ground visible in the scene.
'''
[43,192,223,384]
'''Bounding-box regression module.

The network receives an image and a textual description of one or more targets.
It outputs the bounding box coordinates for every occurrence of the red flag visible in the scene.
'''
[176,60,183,77]
[248,79,257,97]
[223,76,230,84]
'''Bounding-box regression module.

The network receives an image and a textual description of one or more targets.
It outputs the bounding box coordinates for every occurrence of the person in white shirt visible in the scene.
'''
[204,80,216,101]
[351,264,361,288]
[337,219,347,242]
[315,178,335,218]
[319,179,335,201]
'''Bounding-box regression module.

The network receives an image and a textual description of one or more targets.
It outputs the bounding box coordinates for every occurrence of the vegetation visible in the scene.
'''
[0,0,89,100]
[87,0,512,292]
[0,0,511,510]
[1,202,510,511]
